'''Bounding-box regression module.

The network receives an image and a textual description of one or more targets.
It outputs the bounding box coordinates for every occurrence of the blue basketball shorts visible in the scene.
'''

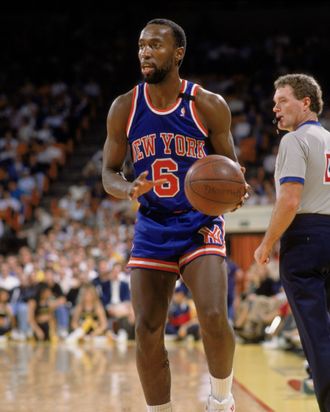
[127,207,226,275]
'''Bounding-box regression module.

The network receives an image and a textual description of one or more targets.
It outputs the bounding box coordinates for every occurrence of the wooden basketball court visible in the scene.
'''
[0,339,318,411]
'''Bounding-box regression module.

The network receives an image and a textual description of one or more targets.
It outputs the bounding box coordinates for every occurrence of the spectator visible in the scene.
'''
[10,271,36,341]
[165,282,200,341]
[93,259,134,338]
[92,258,112,307]
[66,264,92,305]
[8,180,26,204]
[36,141,63,166]
[35,122,55,144]
[82,150,103,179]
[32,207,53,234]
[0,190,21,216]
[0,261,20,292]
[234,263,282,342]
[28,282,54,341]
[17,168,37,196]
[226,258,244,323]
[43,268,70,338]
[0,287,15,338]
[66,284,107,343]
[68,198,88,222]
[17,116,34,142]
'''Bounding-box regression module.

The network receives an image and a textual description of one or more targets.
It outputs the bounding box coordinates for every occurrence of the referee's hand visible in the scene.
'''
[254,242,271,265]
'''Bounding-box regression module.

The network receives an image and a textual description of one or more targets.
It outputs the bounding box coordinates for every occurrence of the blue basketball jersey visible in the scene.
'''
[126,79,214,213]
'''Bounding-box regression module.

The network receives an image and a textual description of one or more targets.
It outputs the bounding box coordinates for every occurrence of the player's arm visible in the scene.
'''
[194,88,237,162]
[195,88,250,208]
[254,182,303,264]
[102,91,167,200]
[102,92,133,200]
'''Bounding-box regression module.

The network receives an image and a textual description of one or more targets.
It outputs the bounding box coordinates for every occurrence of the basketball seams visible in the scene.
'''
[184,154,245,215]
[190,178,245,184]
[187,180,245,203]
[187,193,241,204]
[190,158,244,182]
[187,183,242,203]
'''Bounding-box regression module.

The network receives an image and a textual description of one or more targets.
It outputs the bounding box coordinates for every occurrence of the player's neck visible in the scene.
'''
[147,73,182,109]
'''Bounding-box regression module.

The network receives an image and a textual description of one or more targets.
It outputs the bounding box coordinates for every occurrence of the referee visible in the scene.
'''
[255,73,330,412]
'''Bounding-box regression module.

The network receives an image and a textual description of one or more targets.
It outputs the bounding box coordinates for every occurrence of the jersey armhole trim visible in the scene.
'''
[190,84,208,137]
[126,86,139,137]
[279,176,305,185]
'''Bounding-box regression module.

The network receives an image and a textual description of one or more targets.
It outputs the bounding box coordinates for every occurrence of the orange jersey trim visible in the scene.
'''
[144,79,187,115]
[126,85,139,136]
[190,84,208,136]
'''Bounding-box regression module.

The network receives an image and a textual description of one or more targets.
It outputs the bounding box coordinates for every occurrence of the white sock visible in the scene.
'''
[210,370,233,402]
[147,401,172,411]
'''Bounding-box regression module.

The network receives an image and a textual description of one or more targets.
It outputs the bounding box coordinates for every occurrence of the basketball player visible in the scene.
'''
[254,74,330,412]
[103,19,246,411]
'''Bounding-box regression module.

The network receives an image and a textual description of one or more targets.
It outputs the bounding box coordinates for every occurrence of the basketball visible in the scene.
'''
[184,155,246,216]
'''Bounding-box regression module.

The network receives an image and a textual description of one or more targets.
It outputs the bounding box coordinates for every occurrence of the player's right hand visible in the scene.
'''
[127,170,168,200]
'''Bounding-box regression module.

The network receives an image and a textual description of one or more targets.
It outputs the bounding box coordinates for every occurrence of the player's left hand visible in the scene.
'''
[230,182,251,212]
[229,165,251,212]
[128,170,168,200]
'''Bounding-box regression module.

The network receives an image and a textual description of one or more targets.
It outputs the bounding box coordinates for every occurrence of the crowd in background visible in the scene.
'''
[0,175,303,354]
[0,78,102,242]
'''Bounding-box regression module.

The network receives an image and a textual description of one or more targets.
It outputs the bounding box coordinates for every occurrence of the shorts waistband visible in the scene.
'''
[287,213,330,231]
[139,206,194,216]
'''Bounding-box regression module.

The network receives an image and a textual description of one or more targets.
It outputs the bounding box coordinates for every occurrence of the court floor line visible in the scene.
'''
[234,378,274,412]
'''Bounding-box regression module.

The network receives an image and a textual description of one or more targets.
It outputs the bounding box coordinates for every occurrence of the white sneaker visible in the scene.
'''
[116,329,128,344]
[11,329,26,342]
[65,328,84,344]
[58,329,69,339]
[205,394,235,412]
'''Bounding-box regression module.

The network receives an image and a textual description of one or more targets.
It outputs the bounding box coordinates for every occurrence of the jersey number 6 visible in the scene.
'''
[151,158,180,197]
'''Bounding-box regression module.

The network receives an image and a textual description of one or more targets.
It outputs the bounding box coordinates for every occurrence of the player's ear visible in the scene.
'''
[302,96,311,111]
[175,47,185,66]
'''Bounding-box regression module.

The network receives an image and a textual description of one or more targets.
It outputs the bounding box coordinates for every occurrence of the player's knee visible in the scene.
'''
[135,316,164,348]
[199,308,230,336]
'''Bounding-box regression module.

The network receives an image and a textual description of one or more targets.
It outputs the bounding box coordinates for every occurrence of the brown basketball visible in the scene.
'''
[184,155,246,216]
